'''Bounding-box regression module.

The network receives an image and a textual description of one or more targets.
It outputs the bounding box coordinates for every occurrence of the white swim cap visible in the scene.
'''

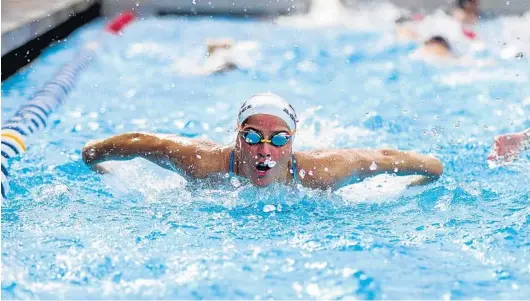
[237,93,297,131]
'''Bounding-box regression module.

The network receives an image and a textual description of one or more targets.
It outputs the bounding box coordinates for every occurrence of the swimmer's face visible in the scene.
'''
[236,114,293,187]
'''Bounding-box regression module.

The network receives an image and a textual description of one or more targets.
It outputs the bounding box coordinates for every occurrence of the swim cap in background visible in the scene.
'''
[237,93,297,131]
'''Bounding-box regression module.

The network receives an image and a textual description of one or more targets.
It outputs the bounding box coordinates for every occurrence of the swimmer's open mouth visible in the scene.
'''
[255,162,271,172]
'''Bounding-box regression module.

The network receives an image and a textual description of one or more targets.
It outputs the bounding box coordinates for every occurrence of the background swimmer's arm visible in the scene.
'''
[295,149,443,189]
[488,128,530,163]
[82,132,229,178]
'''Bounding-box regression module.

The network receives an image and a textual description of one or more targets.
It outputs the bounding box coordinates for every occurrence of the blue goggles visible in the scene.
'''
[241,129,292,147]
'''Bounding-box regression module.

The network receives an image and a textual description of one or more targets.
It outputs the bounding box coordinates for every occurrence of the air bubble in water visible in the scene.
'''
[369,161,378,171]
[196,154,202,159]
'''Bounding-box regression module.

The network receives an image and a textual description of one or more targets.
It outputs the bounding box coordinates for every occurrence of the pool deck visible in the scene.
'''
[102,0,312,17]
[1,0,311,57]
[1,0,98,56]
[2,0,527,58]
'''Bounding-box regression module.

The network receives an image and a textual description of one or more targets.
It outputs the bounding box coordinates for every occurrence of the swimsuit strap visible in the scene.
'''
[229,150,235,175]
[291,154,297,182]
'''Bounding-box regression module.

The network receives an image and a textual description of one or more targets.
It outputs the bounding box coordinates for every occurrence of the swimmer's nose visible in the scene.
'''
[257,142,272,157]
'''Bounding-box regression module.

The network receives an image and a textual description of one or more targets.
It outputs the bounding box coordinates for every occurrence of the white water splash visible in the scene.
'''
[264,158,277,167]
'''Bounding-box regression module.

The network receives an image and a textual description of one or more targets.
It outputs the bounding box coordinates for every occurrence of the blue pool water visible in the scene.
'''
[2,4,530,299]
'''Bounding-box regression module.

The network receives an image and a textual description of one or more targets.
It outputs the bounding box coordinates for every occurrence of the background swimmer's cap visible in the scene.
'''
[238,93,297,131]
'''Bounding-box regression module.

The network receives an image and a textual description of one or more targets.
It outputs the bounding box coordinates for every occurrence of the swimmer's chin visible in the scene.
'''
[250,177,275,187]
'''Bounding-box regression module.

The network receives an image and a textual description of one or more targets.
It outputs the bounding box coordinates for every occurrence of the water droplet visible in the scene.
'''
[299,169,306,179]
[196,154,202,159]
[369,161,378,171]
[324,167,329,172]
[394,167,399,173]
[263,204,276,212]
[264,159,276,167]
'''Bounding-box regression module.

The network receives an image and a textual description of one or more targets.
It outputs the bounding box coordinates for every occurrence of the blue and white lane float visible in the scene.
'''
[1,12,135,199]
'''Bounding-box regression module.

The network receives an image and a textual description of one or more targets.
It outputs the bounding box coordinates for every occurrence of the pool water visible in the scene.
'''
[2,3,530,299]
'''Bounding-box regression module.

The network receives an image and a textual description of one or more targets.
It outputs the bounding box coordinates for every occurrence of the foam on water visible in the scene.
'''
[2,1,530,299]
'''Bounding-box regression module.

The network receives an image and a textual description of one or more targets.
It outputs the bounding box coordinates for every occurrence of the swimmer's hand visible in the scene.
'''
[487,131,530,165]
[82,139,110,174]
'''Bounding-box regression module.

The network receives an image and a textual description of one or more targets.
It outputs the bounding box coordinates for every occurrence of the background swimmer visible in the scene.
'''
[411,35,456,61]
[204,38,239,74]
[394,15,420,41]
[171,38,258,76]
[453,0,480,24]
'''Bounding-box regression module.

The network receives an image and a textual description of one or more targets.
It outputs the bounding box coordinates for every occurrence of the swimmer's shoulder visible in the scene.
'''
[293,148,367,168]
[160,136,233,176]
[152,133,232,160]
[194,145,233,175]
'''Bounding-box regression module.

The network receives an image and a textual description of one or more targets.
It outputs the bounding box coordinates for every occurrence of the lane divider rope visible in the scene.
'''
[1,11,135,199]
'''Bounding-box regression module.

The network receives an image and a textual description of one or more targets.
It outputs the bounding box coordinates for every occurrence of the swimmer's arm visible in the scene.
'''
[82,132,229,178]
[488,128,530,162]
[296,149,443,189]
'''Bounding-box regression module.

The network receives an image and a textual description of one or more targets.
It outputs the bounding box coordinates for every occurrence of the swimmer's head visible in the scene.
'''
[456,0,478,10]
[235,93,297,187]
[422,36,454,58]
[425,36,451,50]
